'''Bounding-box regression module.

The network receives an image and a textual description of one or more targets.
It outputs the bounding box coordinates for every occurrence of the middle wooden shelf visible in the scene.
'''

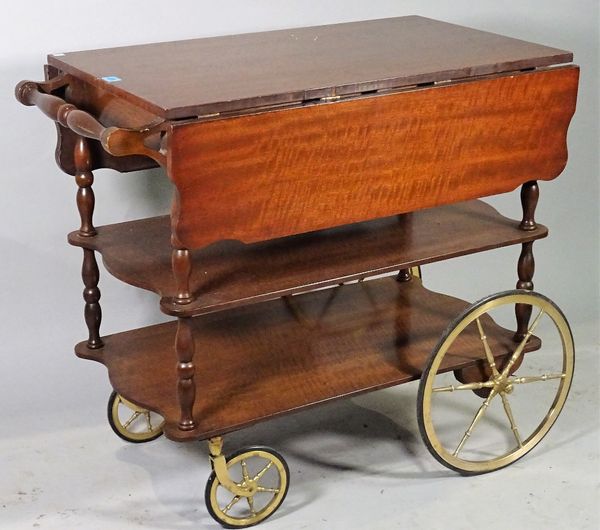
[75,276,541,442]
[68,199,547,317]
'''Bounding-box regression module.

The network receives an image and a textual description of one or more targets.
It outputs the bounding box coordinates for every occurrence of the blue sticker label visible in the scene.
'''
[102,75,122,83]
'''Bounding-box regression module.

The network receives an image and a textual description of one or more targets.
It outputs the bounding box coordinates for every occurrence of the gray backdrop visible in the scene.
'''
[1,0,597,446]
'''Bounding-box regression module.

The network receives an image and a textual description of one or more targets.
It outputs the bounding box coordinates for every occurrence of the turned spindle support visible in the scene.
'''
[519,180,539,231]
[172,246,194,304]
[74,135,96,236]
[82,248,103,349]
[514,241,535,341]
[514,181,539,340]
[175,317,196,430]
[73,133,103,348]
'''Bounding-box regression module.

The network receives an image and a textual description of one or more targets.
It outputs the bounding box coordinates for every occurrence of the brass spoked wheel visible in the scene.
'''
[205,447,290,528]
[107,391,165,443]
[418,290,574,475]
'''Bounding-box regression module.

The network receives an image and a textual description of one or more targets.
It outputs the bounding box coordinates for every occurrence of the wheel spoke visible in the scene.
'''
[500,309,544,379]
[223,495,241,514]
[510,373,566,385]
[476,318,500,377]
[256,486,280,494]
[122,411,141,429]
[145,411,153,432]
[500,393,523,447]
[453,390,497,456]
[241,459,250,483]
[433,381,495,393]
[246,494,256,515]
[252,461,273,481]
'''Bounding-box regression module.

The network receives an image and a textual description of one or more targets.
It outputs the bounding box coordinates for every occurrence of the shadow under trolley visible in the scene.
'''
[16,16,579,528]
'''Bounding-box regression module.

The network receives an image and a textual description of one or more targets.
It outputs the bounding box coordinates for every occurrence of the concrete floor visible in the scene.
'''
[2,345,598,530]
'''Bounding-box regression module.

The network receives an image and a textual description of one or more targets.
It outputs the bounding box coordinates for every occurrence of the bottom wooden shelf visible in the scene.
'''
[76,277,539,442]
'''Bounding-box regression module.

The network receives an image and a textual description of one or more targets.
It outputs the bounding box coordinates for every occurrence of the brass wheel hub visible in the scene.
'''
[493,376,513,394]
[239,479,258,495]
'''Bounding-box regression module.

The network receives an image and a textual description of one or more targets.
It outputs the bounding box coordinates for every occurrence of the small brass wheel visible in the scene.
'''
[107,391,165,443]
[205,447,290,528]
[418,290,574,475]
[410,266,422,280]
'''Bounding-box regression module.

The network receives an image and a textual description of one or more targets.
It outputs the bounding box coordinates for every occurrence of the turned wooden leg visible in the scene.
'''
[519,180,539,231]
[74,133,103,348]
[74,135,96,237]
[175,317,196,430]
[515,241,535,341]
[172,247,193,304]
[82,248,103,349]
[514,181,539,340]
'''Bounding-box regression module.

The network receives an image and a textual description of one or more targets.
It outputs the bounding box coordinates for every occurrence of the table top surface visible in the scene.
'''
[48,16,572,119]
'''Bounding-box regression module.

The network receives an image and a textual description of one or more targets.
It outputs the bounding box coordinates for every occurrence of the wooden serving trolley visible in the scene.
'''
[17,16,579,528]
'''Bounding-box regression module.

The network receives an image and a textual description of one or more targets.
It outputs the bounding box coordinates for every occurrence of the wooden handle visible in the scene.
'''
[16,80,102,134]
[15,79,166,164]
[66,108,107,139]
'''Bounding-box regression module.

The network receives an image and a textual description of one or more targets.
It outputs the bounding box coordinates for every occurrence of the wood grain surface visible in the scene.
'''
[76,278,540,442]
[168,67,578,249]
[68,200,548,317]
[47,16,572,118]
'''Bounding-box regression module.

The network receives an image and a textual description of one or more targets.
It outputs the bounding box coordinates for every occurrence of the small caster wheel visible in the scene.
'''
[205,447,290,528]
[417,290,574,475]
[107,391,164,443]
